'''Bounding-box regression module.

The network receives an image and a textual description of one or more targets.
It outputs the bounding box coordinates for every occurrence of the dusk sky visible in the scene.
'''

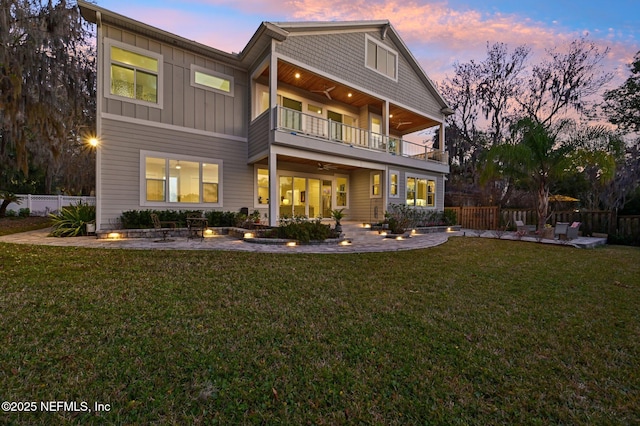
[92,0,639,91]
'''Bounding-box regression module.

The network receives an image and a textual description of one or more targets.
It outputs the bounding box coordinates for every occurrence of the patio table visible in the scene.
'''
[187,217,208,240]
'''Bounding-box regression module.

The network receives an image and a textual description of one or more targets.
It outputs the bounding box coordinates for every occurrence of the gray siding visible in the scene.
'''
[99,118,253,229]
[102,25,248,138]
[349,169,384,223]
[275,31,442,119]
[248,112,270,160]
[391,168,445,212]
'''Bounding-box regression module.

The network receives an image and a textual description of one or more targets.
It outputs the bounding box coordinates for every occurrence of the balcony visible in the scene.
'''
[274,106,448,165]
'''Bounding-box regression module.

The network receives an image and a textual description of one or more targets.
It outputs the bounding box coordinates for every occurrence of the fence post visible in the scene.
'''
[28,194,32,212]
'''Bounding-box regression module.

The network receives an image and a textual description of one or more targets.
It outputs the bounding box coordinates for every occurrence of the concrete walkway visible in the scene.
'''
[0,222,453,254]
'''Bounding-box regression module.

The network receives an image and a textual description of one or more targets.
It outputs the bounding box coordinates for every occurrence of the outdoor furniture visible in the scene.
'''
[554,222,569,240]
[187,215,208,240]
[151,213,177,241]
[515,220,536,234]
[566,222,582,239]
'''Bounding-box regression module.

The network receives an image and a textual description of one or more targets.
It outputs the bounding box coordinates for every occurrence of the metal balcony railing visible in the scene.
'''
[275,106,448,164]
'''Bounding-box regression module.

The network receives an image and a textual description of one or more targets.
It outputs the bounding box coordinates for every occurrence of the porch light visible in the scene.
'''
[88,137,99,147]
[107,232,121,239]
[294,72,301,79]
[244,232,254,239]
[348,92,352,97]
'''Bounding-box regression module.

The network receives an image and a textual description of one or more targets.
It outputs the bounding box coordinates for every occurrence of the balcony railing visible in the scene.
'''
[275,106,448,164]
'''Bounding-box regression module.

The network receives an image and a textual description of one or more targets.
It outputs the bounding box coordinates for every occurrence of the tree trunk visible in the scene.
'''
[0,199,10,218]
[537,182,549,231]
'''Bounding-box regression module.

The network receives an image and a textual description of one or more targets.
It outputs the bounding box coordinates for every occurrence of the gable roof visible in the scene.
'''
[257,21,451,113]
[77,1,451,113]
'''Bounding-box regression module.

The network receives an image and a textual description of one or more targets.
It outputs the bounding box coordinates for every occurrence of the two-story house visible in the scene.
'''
[78,1,452,230]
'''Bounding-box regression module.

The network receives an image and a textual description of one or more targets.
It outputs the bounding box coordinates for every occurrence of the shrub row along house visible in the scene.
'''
[78,1,453,230]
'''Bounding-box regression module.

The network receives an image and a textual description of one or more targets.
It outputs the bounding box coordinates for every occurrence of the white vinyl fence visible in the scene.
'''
[5,194,96,216]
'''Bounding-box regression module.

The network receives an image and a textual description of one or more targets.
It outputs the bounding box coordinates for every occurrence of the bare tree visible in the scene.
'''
[519,37,612,127]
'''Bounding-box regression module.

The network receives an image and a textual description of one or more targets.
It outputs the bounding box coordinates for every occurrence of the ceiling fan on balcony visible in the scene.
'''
[317,162,337,171]
[394,121,413,129]
[312,85,335,100]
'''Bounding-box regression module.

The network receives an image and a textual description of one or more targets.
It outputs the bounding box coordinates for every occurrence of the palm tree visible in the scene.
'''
[481,118,574,231]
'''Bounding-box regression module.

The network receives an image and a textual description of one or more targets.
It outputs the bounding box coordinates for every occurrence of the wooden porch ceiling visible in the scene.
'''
[260,60,439,135]
[281,156,360,171]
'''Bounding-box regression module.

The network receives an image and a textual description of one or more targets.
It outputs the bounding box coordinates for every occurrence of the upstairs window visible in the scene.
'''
[108,41,162,106]
[365,35,398,81]
[191,65,234,96]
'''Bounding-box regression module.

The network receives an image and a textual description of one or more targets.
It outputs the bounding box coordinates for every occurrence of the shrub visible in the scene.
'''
[120,210,204,228]
[49,202,96,237]
[5,209,17,217]
[18,208,31,218]
[205,210,242,227]
[275,219,334,243]
[442,209,457,226]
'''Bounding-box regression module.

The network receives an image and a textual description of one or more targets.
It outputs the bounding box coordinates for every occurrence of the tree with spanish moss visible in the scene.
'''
[0,0,96,215]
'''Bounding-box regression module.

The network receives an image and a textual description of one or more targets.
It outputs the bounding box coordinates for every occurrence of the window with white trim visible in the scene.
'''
[406,176,435,207]
[389,170,399,198]
[336,176,348,207]
[141,151,222,206]
[370,171,382,198]
[191,65,234,96]
[107,40,162,106]
[256,168,269,205]
[365,35,398,80]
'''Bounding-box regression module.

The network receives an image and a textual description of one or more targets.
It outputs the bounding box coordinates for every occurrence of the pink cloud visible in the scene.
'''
[103,0,639,89]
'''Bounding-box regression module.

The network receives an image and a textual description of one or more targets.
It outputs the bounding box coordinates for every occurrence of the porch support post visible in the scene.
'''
[383,100,389,138]
[439,122,445,156]
[268,151,278,227]
[268,50,279,227]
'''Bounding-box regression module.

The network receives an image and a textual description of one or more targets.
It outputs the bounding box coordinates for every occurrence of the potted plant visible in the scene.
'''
[250,210,261,223]
[331,208,346,234]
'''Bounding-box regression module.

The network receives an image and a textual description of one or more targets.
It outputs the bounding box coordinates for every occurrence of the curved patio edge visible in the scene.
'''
[0,223,456,253]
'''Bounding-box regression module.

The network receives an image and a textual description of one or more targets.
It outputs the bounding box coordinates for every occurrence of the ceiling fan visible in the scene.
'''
[317,162,337,171]
[312,85,335,100]
[394,121,413,129]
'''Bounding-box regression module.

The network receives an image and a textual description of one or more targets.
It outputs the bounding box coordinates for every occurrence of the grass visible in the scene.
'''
[0,216,52,236]
[0,238,638,424]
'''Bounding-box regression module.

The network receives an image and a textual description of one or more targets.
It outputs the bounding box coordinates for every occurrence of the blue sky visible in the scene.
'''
[92,0,639,88]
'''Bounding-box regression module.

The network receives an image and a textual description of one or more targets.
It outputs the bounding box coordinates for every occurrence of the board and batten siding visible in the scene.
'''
[248,111,271,160]
[102,24,248,139]
[275,30,442,119]
[99,118,253,229]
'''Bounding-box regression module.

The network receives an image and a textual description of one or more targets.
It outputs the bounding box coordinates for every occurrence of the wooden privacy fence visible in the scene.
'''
[445,206,499,230]
[446,206,639,242]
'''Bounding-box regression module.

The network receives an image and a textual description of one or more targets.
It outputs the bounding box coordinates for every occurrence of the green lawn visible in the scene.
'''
[1,238,638,424]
